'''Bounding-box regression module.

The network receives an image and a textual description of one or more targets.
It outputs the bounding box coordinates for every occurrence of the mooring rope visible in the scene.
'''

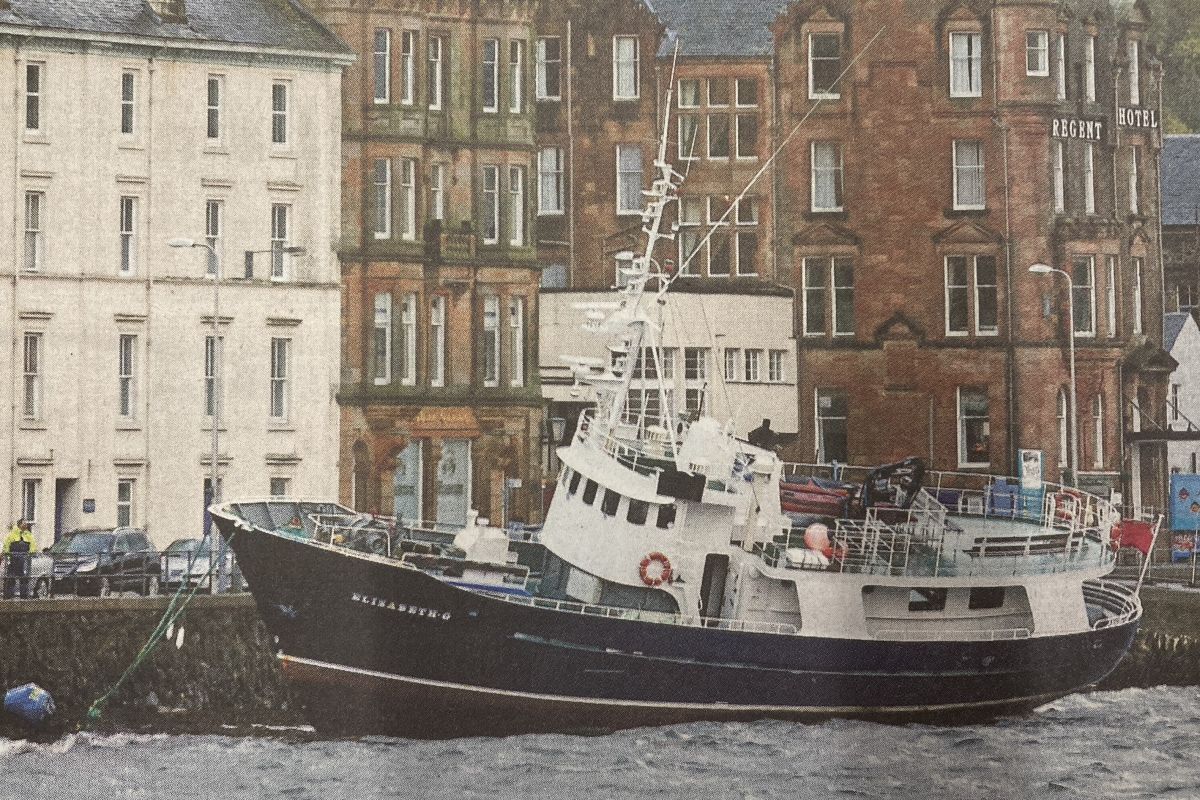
[83,531,237,727]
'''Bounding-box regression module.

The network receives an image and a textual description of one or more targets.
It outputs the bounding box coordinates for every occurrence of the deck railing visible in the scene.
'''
[1082,578,1142,630]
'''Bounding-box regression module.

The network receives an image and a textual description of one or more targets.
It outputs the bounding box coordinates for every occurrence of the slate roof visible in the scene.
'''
[1162,135,1200,227]
[0,0,351,55]
[1165,312,1191,353]
[648,0,792,58]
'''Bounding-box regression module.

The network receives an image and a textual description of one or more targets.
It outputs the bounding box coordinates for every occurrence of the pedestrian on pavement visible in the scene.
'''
[3,519,36,600]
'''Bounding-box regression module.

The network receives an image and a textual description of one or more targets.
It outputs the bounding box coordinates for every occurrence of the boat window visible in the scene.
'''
[656,503,676,529]
[601,489,621,517]
[968,586,1005,610]
[568,470,582,496]
[582,479,598,505]
[907,588,947,612]
[627,499,649,525]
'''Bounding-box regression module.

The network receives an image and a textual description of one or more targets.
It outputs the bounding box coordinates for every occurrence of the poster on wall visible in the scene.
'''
[1019,450,1044,490]
[1169,473,1200,532]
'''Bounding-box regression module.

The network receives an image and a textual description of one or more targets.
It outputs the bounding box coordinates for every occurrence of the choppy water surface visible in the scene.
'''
[3,687,1198,800]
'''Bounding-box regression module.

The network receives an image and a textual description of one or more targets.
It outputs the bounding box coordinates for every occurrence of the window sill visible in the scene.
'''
[809,94,841,102]
[538,210,566,218]
[19,422,47,431]
[116,423,142,432]
[269,150,297,161]
[267,421,294,432]
[950,206,986,214]
[809,208,845,216]
[117,141,145,151]
[201,425,229,432]
[203,145,229,155]
[536,96,562,103]
[22,133,49,145]
[612,96,641,103]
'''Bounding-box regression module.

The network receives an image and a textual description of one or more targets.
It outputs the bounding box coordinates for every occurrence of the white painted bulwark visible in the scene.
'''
[539,290,798,437]
[0,8,352,547]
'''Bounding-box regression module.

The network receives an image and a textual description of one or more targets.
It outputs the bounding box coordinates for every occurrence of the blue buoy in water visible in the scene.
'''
[4,683,56,725]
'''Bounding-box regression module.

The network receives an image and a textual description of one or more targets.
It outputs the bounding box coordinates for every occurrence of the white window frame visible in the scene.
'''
[400,158,416,241]
[735,197,759,276]
[509,39,524,113]
[400,293,417,386]
[270,203,291,280]
[1106,256,1118,337]
[678,113,699,161]
[1056,33,1067,100]
[207,74,223,142]
[815,388,849,464]
[536,37,561,100]
[973,256,998,336]
[538,147,564,215]
[1085,35,1096,102]
[1072,256,1097,337]
[119,196,137,276]
[25,62,43,133]
[117,478,135,528]
[374,292,393,385]
[1129,146,1140,214]
[509,296,525,387]
[204,334,222,417]
[269,337,291,421]
[723,348,740,383]
[430,296,446,387]
[735,113,758,160]
[952,140,985,210]
[23,332,42,421]
[509,165,525,246]
[482,38,499,113]
[1133,257,1144,335]
[374,29,391,104]
[23,190,44,273]
[768,349,785,383]
[736,78,759,108]
[810,141,844,212]
[832,258,855,336]
[677,196,703,274]
[1092,395,1105,468]
[616,145,643,215]
[944,256,970,336]
[205,199,222,277]
[373,158,392,239]
[271,81,289,145]
[957,387,990,467]
[270,477,291,498]
[612,36,639,100]
[1026,30,1049,76]
[1084,142,1095,214]
[481,165,499,244]
[808,32,842,100]
[120,69,136,135]
[21,478,40,526]
[118,333,137,419]
[803,256,829,336]
[1128,39,1140,106]
[706,197,733,277]
[483,295,500,387]
[949,31,983,99]
[401,31,416,105]
[677,79,700,108]
[1053,140,1065,213]
[707,113,730,161]
[428,36,444,111]
[744,349,762,382]
[430,163,446,222]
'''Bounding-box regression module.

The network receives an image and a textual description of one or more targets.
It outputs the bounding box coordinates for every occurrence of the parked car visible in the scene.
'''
[49,528,160,597]
[160,538,232,592]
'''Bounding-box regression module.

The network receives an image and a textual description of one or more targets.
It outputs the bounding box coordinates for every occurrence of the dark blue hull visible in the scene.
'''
[216,518,1139,738]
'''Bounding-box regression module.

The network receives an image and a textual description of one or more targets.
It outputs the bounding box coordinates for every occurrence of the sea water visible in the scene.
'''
[2,686,1197,800]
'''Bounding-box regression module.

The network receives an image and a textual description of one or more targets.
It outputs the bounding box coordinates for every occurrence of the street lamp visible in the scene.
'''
[168,236,229,591]
[1029,263,1078,487]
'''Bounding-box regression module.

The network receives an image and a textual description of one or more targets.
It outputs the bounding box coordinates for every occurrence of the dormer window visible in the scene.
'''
[148,0,186,22]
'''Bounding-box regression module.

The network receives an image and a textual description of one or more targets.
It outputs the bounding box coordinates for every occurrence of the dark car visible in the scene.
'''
[49,527,161,597]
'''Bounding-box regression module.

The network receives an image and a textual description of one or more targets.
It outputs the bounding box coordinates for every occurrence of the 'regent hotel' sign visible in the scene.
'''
[1051,117,1105,142]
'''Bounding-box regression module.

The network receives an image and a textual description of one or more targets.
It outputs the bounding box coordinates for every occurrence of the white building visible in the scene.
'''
[539,288,798,470]
[0,0,352,547]
[1165,312,1200,475]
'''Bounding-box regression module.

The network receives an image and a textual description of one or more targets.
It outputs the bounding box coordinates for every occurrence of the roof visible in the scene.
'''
[1162,135,1200,227]
[0,0,351,56]
[649,0,791,58]
[1165,312,1193,353]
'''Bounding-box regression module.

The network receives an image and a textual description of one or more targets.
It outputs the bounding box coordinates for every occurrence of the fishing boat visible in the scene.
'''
[210,72,1152,739]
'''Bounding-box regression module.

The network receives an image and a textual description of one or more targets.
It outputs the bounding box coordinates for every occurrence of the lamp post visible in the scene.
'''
[1029,263,1078,488]
[168,237,228,591]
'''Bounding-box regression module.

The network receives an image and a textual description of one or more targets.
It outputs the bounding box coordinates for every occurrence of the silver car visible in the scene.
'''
[161,538,232,592]
[1,551,52,598]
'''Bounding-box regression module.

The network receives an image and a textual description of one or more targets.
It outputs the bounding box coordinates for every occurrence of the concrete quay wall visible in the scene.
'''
[1,587,1198,738]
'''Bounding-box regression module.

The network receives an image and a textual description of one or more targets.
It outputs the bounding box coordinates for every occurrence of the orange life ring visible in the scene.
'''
[638,551,672,587]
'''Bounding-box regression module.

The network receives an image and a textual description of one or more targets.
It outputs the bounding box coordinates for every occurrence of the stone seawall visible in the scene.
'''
[1,585,1197,738]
